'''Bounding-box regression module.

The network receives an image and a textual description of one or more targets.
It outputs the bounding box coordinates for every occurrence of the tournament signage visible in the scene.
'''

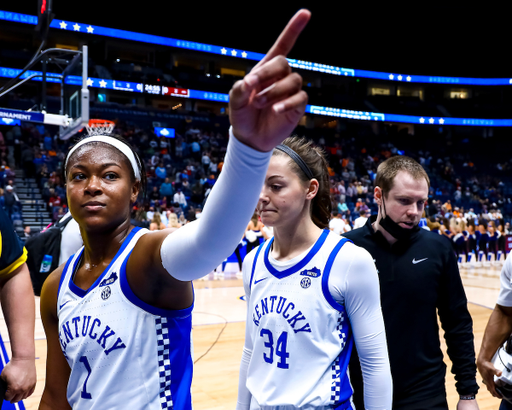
[0,108,44,123]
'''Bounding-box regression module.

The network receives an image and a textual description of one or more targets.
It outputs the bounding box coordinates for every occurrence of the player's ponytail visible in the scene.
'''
[273,136,331,229]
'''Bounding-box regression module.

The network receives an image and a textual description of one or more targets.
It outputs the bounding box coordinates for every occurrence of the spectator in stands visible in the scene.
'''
[201,151,211,174]
[171,202,183,216]
[22,224,33,241]
[149,212,166,231]
[443,199,453,215]
[178,212,187,226]
[329,211,347,235]
[167,212,182,233]
[427,199,439,218]
[346,182,356,202]
[338,180,346,203]
[190,137,201,161]
[149,186,160,203]
[159,177,174,198]
[173,188,187,210]
[454,186,462,205]
[20,142,35,179]
[155,162,167,182]
[353,210,368,230]
[465,208,477,222]
[3,185,19,219]
[146,206,155,222]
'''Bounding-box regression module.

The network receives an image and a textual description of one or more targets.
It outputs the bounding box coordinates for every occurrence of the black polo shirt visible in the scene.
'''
[343,216,478,409]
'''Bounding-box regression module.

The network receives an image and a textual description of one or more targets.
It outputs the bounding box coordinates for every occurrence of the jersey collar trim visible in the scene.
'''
[68,227,142,298]
[263,229,329,280]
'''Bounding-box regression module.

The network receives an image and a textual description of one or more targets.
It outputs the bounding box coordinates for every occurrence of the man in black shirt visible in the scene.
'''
[344,155,479,409]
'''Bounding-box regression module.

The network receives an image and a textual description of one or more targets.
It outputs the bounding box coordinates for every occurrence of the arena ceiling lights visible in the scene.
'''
[2,10,512,128]
[2,9,512,87]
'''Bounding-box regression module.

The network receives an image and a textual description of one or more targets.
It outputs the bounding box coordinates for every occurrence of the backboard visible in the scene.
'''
[59,45,89,140]
[0,45,89,139]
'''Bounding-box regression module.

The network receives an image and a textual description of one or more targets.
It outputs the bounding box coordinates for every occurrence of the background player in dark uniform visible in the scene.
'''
[344,155,480,410]
[0,206,36,403]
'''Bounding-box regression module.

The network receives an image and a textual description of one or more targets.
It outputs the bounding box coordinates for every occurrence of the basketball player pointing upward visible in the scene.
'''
[237,137,392,409]
[39,10,311,410]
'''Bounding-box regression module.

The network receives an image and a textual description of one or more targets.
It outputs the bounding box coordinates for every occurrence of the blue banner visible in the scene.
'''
[0,108,44,123]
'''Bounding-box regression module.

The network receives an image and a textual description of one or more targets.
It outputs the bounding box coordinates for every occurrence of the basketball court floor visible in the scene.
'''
[0,261,505,409]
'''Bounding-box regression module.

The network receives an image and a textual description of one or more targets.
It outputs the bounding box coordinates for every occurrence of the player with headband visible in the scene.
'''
[236,137,392,410]
[39,9,311,410]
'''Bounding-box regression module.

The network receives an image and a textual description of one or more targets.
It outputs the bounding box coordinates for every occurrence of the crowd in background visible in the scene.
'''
[0,118,511,261]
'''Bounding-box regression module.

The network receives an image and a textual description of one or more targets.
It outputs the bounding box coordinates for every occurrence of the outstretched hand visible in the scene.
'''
[229,9,311,152]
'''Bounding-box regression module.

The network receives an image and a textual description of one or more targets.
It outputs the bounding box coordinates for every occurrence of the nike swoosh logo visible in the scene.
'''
[254,277,268,285]
[59,300,71,310]
[412,258,428,264]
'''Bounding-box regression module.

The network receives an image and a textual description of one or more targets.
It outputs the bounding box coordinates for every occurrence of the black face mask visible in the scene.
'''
[379,193,419,241]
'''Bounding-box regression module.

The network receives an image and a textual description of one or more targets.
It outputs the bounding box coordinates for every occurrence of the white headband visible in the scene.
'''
[65,135,141,181]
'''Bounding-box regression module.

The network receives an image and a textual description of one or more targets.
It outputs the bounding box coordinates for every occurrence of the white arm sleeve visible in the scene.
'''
[329,243,393,410]
[497,255,512,307]
[236,250,257,410]
[160,128,271,281]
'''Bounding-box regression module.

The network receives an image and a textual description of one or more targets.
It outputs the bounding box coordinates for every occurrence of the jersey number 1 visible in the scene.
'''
[260,329,289,369]
[79,356,93,399]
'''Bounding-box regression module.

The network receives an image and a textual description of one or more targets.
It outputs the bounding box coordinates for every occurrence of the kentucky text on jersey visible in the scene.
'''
[252,295,312,333]
[59,315,127,356]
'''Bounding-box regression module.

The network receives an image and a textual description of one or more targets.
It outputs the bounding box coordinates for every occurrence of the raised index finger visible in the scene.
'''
[253,9,311,70]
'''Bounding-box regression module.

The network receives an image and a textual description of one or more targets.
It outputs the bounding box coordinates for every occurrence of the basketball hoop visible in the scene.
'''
[85,119,115,136]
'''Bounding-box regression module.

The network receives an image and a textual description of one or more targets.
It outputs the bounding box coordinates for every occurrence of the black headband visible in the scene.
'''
[275,144,314,180]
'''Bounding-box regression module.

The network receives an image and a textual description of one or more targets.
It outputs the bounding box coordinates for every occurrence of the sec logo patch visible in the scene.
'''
[101,286,111,300]
[300,277,311,289]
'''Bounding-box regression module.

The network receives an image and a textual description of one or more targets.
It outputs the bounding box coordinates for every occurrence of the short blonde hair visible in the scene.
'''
[375,156,430,197]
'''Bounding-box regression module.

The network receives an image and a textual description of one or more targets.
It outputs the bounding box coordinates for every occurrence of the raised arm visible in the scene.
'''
[129,10,311,286]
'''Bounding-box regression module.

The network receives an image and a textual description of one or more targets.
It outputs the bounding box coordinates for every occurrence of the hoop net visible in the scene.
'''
[85,119,115,136]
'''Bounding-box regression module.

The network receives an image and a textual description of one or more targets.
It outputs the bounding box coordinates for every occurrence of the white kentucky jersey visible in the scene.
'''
[246,229,354,410]
[57,227,194,410]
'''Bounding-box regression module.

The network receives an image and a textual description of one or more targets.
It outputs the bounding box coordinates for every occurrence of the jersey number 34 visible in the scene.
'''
[260,328,289,369]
